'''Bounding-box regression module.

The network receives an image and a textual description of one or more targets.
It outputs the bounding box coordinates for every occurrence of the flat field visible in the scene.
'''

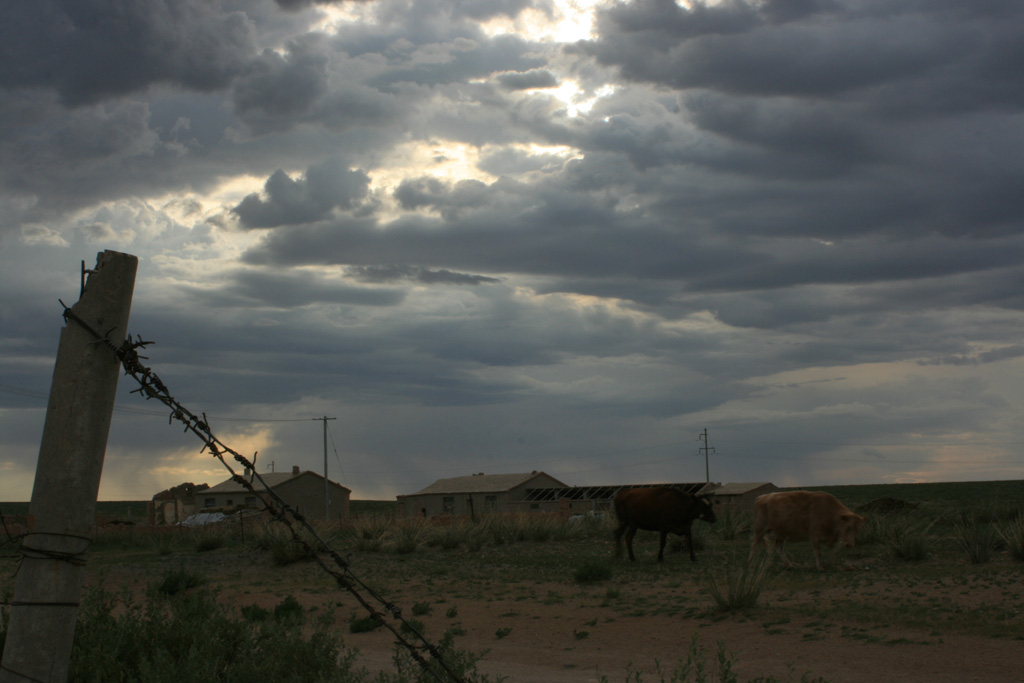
[3,480,1024,682]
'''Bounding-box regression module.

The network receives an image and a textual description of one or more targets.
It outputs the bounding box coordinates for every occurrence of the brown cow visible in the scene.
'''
[748,490,867,571]
[613,487,716,562]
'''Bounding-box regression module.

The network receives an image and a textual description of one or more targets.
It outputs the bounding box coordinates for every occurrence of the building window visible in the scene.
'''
[245,496,257,506]
[485,495,497,512]
[204,498,215,507]
[442,496,454,514]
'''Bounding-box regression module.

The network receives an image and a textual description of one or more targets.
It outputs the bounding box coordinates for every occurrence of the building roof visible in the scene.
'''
[406,472,567,496]
[706,482,775,496]
[204,469,350,494]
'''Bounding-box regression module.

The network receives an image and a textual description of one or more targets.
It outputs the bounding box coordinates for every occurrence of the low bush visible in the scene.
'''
[700,555,773,612]
[883,516,933,562]
[996,514,1024,561]
[953,516,996,564]
[715,507,751,542]
[391,519,429,554]
[66,590,358,683]
[349,612,383,633]
[152,566,206,597]
[251,524,318,566]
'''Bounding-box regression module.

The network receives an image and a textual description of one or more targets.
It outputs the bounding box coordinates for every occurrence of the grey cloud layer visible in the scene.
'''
[2,0,1023,497]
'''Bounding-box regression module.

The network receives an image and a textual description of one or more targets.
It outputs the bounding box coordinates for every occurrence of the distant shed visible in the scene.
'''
[200,466,350,521]
[397,471,568,517]
[705,482,778,509]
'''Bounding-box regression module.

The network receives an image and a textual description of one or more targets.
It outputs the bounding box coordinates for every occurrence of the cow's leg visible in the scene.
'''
[657,530,668,562]
[625,526,638,561]
[812,540,825,571]
[685,530,697,562]
[773,539,795,568]
[613,522,626,558]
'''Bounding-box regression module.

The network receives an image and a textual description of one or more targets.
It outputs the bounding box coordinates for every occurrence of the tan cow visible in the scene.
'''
[748,490,867,571]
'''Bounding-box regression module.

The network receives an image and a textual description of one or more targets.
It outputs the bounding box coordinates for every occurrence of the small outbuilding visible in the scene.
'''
[397,471,569,517]
[200,465,351,521]
[704,482,778,509]
[149,481,210,525]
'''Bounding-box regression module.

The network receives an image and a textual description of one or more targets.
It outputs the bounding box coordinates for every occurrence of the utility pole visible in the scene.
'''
[1,251,137,683]
[316,416,336,520]
[698,428,715,483]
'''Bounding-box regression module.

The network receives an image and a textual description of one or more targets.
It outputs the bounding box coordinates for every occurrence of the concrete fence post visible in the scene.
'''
[0,250,137,683]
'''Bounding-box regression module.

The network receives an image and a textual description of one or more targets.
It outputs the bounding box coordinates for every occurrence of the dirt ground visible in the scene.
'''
[342,586,1024,683]
[63,547,1024,683]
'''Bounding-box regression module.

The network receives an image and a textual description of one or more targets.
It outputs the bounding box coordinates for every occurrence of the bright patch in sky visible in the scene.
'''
[480,0,604,42]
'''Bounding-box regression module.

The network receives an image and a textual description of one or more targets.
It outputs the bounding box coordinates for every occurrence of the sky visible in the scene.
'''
[2,0,1023,503]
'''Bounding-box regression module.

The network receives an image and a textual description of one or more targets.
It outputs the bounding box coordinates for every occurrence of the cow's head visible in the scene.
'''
[695,494,716,524]
[839,512,867,548]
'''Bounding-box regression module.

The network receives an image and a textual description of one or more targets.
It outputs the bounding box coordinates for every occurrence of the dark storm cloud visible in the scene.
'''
[4,0,1024,499]
[231,39,331,125]
[497,69,559,91]
[348,265,500,285]
[221,269,404,307]
[0,0,258,106]
[232,158,372,228]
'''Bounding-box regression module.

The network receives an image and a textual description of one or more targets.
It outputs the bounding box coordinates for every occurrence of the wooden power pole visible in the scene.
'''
[699,428,715,483]
[317,415,336,520]
[0,251,137,683]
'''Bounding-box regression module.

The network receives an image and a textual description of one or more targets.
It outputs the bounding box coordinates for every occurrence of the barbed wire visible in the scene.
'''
[58,301,466,683]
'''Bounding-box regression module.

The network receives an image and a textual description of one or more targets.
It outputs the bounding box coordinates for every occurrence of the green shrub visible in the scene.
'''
[391,519,428,554]
[401,618,426,635]
[152,566,206,597]
[412,601,432,616]
[349,612,383,633]
[715,507,751,541]
[430,522,468,550]
[240,604,270,622]
[251,524,319,565]
[67,590,359,683]
[953,517,996,564]
[390,628,504,683]
[273,595,305,625]
[193,527,227,552]
[884,516,933,562]
[352,514,392,541]
[996,514,1024,561]
[700,555,773,612]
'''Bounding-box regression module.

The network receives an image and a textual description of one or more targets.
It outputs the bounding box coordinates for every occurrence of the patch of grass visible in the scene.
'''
[391,518,428,554]
[574,557,612,584]
[349,612,383,633]
[953,517,996,564]
[412,601,432,616]
[700,555,773,612]
[250,524,318,565]
[884,516,934,562]
[401,618,426,635]
[715,507,751,541]
[494,626,512,639]
[67,588,361,683]
[152,566,206,596]
[996,514,1024,561]
[193,527,227,552]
